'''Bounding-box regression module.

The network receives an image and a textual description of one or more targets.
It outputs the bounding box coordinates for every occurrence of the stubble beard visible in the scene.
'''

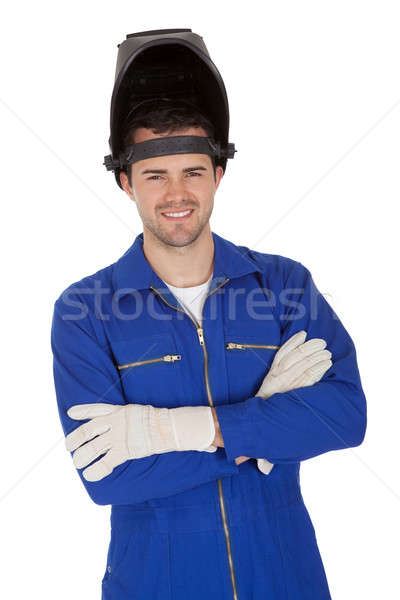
[142,203,213,248]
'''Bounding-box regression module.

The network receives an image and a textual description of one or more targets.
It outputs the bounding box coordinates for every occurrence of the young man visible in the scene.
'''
[51,31,367,600]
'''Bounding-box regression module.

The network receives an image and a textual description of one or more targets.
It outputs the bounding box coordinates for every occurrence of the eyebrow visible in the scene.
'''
[140,165,208,175]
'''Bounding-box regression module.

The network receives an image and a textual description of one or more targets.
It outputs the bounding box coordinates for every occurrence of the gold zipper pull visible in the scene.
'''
[162,354,181,362]
[197,327,205,346]
[226,342,245,350]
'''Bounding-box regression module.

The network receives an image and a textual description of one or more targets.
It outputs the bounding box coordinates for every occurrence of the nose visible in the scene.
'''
[163,177,188,204]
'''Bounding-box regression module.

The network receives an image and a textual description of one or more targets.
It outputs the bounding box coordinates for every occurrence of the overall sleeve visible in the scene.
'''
[51,298,238,507]
[215,261,367,463]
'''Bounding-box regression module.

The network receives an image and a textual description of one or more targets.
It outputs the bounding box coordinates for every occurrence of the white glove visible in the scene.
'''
[65,403,215,482]
[255,330,332,475]
[256,330,332,400]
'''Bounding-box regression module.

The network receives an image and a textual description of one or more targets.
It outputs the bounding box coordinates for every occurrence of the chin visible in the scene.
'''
[161,227,202,248]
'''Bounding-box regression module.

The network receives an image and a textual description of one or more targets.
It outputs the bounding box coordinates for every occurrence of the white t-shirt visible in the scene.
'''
[162,274,213,325]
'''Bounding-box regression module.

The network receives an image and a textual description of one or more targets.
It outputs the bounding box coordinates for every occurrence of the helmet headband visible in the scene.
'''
[104,135,236,172]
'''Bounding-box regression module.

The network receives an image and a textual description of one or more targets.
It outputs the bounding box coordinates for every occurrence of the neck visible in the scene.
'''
[142,225,214,288]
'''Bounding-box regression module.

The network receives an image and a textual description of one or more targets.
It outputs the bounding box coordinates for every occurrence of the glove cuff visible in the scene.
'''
[256,458,274,475]
[169,406,215,451]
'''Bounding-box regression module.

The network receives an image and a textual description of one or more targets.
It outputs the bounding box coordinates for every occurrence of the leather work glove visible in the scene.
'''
[65,403,215,482]
[255,329,333,474]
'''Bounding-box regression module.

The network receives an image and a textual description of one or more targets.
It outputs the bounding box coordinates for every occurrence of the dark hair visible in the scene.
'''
[120,99,217,187]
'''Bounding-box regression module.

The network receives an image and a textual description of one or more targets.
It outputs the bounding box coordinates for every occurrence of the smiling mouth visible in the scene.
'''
[161,209,194,220]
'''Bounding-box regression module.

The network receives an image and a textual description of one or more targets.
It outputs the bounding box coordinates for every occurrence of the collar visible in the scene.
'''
[112,230,265,301]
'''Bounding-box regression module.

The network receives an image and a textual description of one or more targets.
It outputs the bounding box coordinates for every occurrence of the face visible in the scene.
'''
[120,126,224,248]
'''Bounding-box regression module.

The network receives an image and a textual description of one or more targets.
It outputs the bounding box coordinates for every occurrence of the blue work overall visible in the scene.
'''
[51,231,367,599]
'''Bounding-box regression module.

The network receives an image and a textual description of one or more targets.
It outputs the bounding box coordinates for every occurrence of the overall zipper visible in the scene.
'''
[149,279,239,600]
[117,354,181,370]
[226,342,280,350]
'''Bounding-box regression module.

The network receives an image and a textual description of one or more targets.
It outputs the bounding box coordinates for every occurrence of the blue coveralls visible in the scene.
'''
[51,231,367,600]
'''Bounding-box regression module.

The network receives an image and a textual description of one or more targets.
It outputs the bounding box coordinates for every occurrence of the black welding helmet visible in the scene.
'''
[103,28,237,190]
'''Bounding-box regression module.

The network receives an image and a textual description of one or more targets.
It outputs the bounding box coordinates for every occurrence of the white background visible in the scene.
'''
[0,1,398,598]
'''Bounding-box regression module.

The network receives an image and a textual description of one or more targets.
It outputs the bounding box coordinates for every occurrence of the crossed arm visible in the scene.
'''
[52,261,367,505]
[64,330,332,480]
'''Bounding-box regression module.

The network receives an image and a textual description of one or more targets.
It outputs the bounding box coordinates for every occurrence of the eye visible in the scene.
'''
[188,171,201,176]
[147,175,162,180]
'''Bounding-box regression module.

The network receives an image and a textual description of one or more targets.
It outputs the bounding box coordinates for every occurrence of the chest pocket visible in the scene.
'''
[224,331,281,403]
[111,333,185,408]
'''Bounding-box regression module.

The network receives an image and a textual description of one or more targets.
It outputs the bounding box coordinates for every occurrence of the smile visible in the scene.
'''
[162,209,194,220]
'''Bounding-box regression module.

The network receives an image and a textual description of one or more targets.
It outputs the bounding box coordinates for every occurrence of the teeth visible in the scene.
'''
[164,209,192,217]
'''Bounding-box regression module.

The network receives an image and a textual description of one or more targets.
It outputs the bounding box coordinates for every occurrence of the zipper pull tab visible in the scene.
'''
[197,327,205,346]
[163,354,181,362]
[226,342,245,350]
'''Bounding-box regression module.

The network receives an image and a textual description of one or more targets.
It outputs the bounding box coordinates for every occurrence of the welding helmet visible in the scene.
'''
[103,28,237,190]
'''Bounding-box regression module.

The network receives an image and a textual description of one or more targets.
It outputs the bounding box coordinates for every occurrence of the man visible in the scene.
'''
[51,30,367,600]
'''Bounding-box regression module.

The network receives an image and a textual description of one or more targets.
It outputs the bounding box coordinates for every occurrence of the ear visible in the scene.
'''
[215,165,224,190]
[119,170,136,202]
